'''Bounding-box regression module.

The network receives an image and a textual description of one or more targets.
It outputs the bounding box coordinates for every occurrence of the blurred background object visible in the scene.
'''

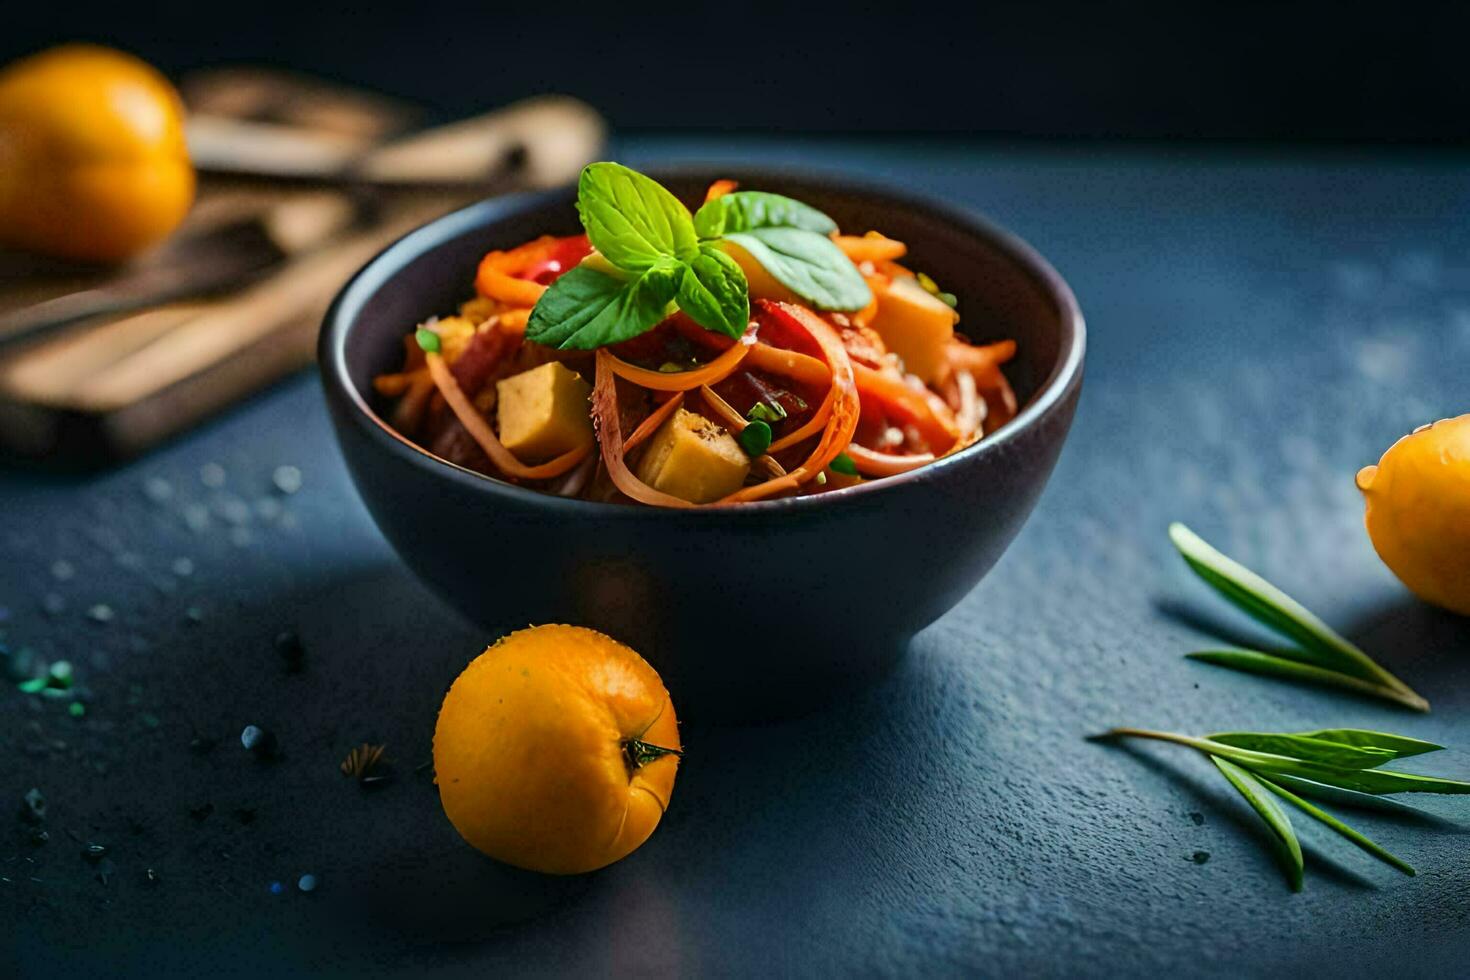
[2,0,1467,465]
[6,1,1470,143]
[0,39,603,464]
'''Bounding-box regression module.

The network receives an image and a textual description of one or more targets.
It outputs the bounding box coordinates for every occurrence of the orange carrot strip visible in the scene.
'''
[624,393,684,452]
[846,444,936,476]
[834,233,907,263]
[373,370,425,397]
[948,339,1016,375]
[719,303,860,503]
[592,350,695,508]
[425,352,590,480]
[704,179,738,203]
[498,308,531,335]
[852,362,960,450]
[474,235,565,306]
[698,385,787,478]
[606,328,756,391]
[745,342,831,387]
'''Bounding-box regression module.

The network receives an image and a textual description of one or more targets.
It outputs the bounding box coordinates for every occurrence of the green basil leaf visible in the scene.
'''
[1211,756,1304,892]
[1184,649,1428,711]
[724,228,871,311]
[1258,775,1416,876]
[577,163,698,271]
[1207,732,1398,770]
[1168,523,1426,708]
[694,191,839,238]
[676,244,750,340]
[1261,762,1470,796]
[526,263,678,351]
[1295,729,1444,759]
[1262,773,1428,815]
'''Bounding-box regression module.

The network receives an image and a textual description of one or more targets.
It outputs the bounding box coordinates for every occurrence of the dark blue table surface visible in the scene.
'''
[4,138,1470,978]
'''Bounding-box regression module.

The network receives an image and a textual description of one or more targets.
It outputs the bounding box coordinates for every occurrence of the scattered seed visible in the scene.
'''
[200,463,226,488]
[1188,812,1205,826]
[81,843,108,863]
[268,880,285,895]
[143,477,174,503]
[85,604,114,624]
[297,873,317,893]
[217,498,251,525]
[144,868,160,886]
[47,661,73,689]
[272,466,303,495]
[29,830,49,845]
[341,743,388,784]
[49,560,74,581]
[170,557,194,577]
[20,788,46,823]
[182,504,211,533]
[240,725,278,760]
[1190,851,1211,865]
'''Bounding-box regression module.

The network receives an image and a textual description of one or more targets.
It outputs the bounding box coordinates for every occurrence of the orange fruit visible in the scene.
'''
[0,44,195,262]
[433,625,681,875]
[1357,414,1470,616]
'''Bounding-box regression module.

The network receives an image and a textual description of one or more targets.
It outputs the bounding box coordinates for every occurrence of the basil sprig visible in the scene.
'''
[527,163,871,350]
[1100,726,1467,890]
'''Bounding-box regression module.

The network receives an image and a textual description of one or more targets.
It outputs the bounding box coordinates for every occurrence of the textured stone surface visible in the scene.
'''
[3,139,1470,976]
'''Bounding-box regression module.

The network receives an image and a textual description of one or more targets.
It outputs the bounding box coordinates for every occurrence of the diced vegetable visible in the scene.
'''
[720,240,802,305]
[495,362,595,463]
[869,275,958,384]
[635,408,751,504]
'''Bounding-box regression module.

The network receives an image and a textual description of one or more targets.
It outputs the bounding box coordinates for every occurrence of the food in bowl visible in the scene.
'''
[373,162,1017,507]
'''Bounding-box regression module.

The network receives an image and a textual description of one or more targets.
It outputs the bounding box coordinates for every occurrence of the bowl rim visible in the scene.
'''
[320,164,1086,518]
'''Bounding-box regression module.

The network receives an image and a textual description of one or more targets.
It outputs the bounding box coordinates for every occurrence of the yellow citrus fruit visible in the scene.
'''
[1357,414,1470,616]
[433,625,680,875]
[0,44,195,262]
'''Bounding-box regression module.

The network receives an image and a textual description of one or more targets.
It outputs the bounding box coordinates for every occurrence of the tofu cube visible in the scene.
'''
[496,362,594,462]
[869,275,959,384]
[635,408,751,504]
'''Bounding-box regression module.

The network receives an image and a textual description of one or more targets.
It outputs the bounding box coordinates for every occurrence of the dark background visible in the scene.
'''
[7,1,1470,141]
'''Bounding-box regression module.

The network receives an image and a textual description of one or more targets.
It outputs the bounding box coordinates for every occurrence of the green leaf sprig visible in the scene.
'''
[1098,726,1466,889]
[1168,522,1429,711]
[527,163,871,351]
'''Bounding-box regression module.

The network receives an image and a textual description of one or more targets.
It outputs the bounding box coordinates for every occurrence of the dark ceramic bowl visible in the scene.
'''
[320,168,1084,720]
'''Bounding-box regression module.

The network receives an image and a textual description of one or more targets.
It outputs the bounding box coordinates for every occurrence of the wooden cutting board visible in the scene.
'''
[0,71,602,465]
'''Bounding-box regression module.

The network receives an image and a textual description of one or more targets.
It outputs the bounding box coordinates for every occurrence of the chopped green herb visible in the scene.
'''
[658,362,687,374]
[738,420,772,457]
[17,677,46,693]
[415,328,441,354]
[68,702,85,718]
[814,472,827,486]
[747,401,787,424]
[916,271,957,308]
[829,452,858,476]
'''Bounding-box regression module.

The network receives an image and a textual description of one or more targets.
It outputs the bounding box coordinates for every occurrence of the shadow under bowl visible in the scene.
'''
[320,167,1085,721]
